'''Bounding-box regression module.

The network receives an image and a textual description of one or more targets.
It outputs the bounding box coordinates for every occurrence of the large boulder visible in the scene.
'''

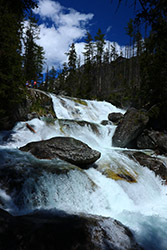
[0,208,142,250]
[137,129,167,154]
[124,151,167,182]
[0,89,56,130]
[112,108,149,148]
[136,129,157,150]
[19,136,101,168]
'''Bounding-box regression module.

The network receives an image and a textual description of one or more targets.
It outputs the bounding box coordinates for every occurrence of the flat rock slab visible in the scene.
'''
[19,136,101,168]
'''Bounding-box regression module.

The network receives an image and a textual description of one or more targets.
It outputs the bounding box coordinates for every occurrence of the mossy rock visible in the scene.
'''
[104,168,137,183]
[148,104,160,119]
[72,98,88,106]
[98,164,137,183]
[57,119,100,135]
[28,89,56,119]
[41,116,56,125]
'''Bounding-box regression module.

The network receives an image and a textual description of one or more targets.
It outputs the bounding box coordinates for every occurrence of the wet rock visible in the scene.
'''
[112,108,149,148]
[19,137,101,168]
[97,164,137,183]
[124,151,167,181]
[108,112,124,125]
[57,119,100,135]
[0,89,56,130]
[137,129,157,150]
[27,89,56,119]
[0,208,142,250]
[27,112,39,120]
[137,129,167,154]
[101,120,112,126]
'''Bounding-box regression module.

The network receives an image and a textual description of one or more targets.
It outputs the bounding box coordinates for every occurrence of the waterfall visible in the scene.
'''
[0,94,167,249]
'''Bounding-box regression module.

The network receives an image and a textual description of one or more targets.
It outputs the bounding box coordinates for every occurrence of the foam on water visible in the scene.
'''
[50,94,125,122]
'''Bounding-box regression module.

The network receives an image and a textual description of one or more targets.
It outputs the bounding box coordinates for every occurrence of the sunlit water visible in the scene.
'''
[0,94,167,249]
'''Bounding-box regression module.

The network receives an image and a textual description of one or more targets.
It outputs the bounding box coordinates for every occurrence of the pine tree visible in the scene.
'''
[94,29,106,96]
[23,13,45,85]
[0,0,37,122]
[117,0,167,126]
[66,43,77,71]
[125,19,134,57]
[111,42,118,61]
[94,28,106,64]
[135,30,143,56]
[83,32,94,64]
[103,43,110,64]
[64,43,78,95]
[48,66,57,91]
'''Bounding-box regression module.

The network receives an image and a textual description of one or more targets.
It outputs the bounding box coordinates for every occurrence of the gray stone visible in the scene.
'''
[0,208,142,250]
[124,151,167,181]
[137,129,167,153]
[112,108,149,148]
[0,89,56,130]
[19,136,101,168]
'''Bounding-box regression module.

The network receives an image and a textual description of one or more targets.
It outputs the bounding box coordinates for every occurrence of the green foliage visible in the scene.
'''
[83,32,94,64]
[0,0,24,117]
[46,66,57,92]
[66,43,77,71]
[94,28,106,64]
[23,13,45,84]
[136,0,167,112]
[0,0,39,121]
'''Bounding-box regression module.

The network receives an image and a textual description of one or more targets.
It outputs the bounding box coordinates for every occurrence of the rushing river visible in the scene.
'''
[0,94,167,249]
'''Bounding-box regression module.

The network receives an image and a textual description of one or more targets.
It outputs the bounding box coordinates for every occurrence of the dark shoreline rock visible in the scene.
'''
[0,208,143,250]
[19,136,101,168]
[137,129,167,154]
[112,108,149,148]
[124,151,167,182]
[0,89,56,131]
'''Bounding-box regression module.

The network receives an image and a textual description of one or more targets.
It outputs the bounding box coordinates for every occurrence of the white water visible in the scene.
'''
[1,94,167,249]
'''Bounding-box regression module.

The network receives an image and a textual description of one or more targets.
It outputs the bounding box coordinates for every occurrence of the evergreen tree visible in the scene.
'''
[0,0,37,122]
[23,13,45,85]
[111,42,118,61]
[83,32,94,64]
[64,43,78,95]
[48,66,57,91]
[66,43,77,71]
[125,19,134,57]
[103,43,110,64]
[135,30,143,56]
[41,65,49,91]
[58,62,68,91]
[118,0,167,126]
[94,29,106,96]
[94,28,106,64]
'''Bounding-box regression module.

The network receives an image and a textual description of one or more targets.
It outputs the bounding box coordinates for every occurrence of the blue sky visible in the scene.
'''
[57,0,140,44]
[33,0,141,69]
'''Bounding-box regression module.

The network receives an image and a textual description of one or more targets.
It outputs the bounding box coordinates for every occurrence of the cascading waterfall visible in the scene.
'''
[0,93,167,249]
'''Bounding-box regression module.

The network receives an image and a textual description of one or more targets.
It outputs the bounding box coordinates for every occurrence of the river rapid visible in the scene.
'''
[0,94,167,249]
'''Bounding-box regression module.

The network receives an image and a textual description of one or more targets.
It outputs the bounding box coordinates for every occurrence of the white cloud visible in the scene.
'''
[33,0,94,69]
[32,0,129,71]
